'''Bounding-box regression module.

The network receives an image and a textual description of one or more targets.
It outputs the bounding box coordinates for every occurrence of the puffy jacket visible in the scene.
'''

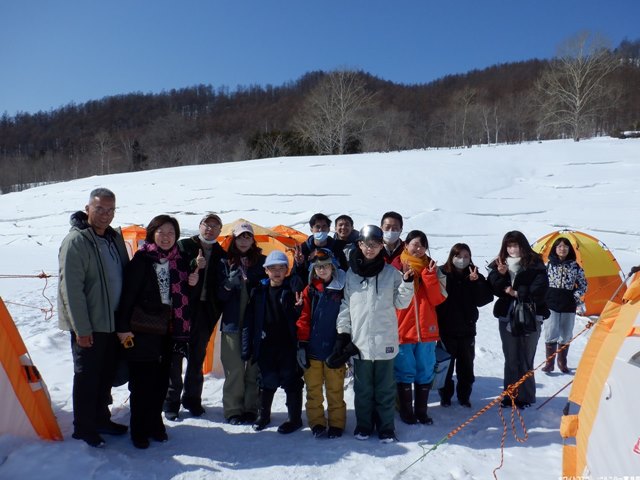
[241,277,301,362]
[545,258,587,313]
[296,269,345,360]
[336,262,414,360]
[391,256,447,344]
[216,255,266,333]
[487,258,550,319]
[436,267,494,338]
[58,220,129,336]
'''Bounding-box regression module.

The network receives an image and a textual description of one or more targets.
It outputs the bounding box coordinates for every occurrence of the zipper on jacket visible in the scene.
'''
[413,295,422,342]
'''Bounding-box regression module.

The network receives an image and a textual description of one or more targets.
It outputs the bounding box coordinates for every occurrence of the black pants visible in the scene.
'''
[439,335,475,403]
[71,331,119,435]
[166,301,219,406]
[128,347,171,439]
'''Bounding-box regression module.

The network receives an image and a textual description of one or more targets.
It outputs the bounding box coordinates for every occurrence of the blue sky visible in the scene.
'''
[2,0,639,116]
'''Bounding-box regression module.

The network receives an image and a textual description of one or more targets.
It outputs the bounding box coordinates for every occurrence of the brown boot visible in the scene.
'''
[397,383,417,424]
[541,343,557,373]
[557,344,570,373]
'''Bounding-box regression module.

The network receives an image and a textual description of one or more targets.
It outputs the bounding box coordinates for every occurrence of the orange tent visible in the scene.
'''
[270,224,309,246]
[121,225,147,260]
[560,272,640,477]
[532,230,626,315]
[0,297,63,441]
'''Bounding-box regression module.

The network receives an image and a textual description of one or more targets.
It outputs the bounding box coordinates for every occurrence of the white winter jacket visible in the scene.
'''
[336,263,414,360]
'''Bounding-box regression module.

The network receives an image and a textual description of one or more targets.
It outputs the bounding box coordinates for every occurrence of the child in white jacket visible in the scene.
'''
[335,225,414,443]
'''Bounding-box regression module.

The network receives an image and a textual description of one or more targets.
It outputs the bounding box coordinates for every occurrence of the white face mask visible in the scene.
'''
[383,231,401,244]
[452,257,470,270]
[198,234,217,245]
[313,231,329,243]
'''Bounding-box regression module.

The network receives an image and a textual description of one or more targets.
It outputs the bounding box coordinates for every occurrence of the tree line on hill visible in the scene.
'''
[1,32,639,193]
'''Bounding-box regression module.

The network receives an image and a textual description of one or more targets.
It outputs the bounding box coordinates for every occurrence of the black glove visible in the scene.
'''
[297,341,310,370]
[332,333,351,354]
[325,333,356,369]
[224,269,243,290]
[403,271,415,282]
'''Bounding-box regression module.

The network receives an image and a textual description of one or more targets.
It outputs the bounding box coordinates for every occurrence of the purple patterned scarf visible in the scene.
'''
[140,242,191,340]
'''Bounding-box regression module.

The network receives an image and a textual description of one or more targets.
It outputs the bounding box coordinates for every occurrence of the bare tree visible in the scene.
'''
[456,87,477,147]
[536,31,619,141]
[94,129,115,175]
[293,70,376,154]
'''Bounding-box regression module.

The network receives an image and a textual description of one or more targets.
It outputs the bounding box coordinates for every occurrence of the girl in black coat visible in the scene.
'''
[487,231,548,409]
[117,215,197,449]
[436,243,493,408]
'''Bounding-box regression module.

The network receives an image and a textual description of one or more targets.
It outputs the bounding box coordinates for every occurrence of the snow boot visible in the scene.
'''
[541,343,557,373]
[397,383,417,424]
[414,383,433,425]
[277,388,303,434]
[253,389,275,431]
[557,344,570,373]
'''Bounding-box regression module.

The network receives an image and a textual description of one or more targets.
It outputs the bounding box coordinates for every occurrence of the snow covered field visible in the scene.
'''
[0,138,638,480]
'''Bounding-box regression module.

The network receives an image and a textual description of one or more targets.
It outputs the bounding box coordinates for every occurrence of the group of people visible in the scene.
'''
[58,188,587,448]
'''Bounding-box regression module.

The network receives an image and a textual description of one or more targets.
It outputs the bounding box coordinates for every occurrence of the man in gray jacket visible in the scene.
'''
[58,188,130,447]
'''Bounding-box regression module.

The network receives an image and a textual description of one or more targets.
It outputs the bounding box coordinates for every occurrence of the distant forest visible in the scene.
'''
[1,34,639,193]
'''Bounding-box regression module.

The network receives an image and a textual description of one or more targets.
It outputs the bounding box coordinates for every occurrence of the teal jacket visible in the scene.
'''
[58,217,129,336]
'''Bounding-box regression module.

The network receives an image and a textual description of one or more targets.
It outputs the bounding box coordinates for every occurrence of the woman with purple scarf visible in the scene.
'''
[117,215,198,449]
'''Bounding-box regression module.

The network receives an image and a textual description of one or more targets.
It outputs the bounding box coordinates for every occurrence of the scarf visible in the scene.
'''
[350,249,385,278]
[400,250,430,290]
[140,242,191,340]
[506,256,522,286]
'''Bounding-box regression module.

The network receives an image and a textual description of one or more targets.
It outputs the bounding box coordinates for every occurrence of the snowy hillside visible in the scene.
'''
[0,138,639,480]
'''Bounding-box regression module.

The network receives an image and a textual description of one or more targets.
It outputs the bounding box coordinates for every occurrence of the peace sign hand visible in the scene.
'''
[469,265,479,281]
[293,245,304,266]
[295,291,304,307]
[496,258,508,275]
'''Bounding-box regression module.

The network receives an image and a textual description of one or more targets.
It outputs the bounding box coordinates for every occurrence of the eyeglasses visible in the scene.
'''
[201,223,221,230]
[361,242,383,250]
[314,264,332,271]
[93,206,116,215]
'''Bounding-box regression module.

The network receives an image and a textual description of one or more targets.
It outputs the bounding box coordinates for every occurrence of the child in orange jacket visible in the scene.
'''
[391,230,447,425]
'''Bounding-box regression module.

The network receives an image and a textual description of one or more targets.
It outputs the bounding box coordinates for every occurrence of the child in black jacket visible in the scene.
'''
[242,250,303,434]
[436,243,493,408]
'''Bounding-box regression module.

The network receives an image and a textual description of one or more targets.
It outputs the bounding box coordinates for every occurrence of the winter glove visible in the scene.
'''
[224,269,243,290]
[297,341,310,370]
[325,333,359,369]
[332,333,351,355]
